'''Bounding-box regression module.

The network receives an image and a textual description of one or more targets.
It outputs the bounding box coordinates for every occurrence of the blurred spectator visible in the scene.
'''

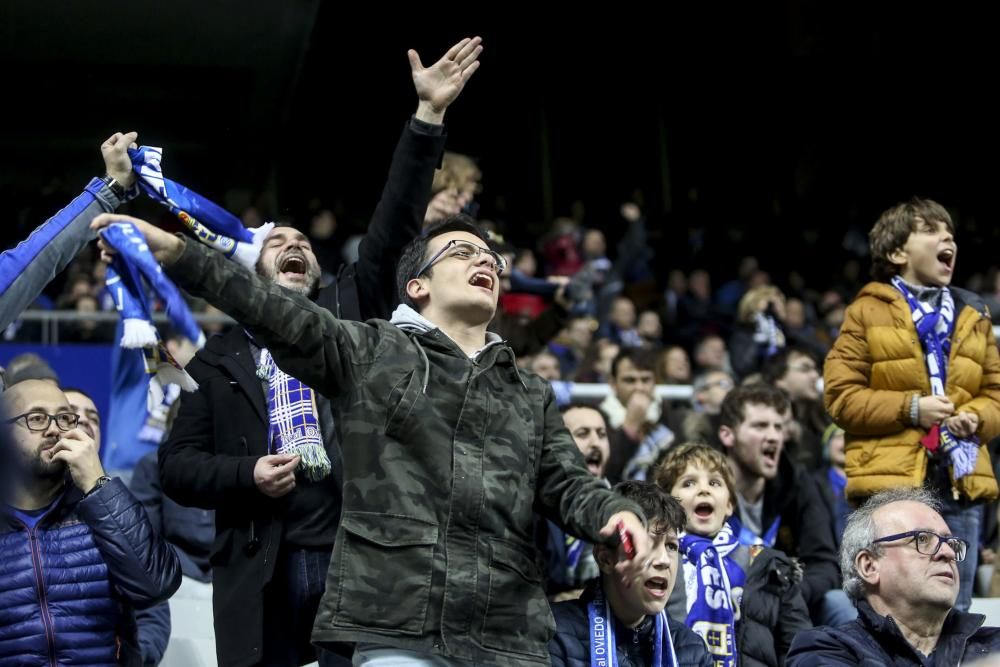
[730,285,788,380]
[547,316,595,380]
[424,151,482,227]
[715,255,759,318]
[763,346,830,470]
[602,348,674,484]
[576,338,619,384]
[662,269,687,328]
[676,269,716,345]
[680,370,736,451]
[636,309,664,350]
[655,345,692,385]
[4,352,59,386]
[813,423,849,546]
[693,333,731,375]
[601,295,642,348]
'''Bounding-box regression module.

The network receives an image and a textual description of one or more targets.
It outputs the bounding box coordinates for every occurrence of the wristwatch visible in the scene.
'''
[85,475,113,497]
[100,174,127,200]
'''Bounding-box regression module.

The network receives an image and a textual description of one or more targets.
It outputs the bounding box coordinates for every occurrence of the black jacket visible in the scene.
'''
[787,599,1000,666]
[549,583,712,667]
[740,454,840,612]
[158,118,447,667]
[667,545,811,667]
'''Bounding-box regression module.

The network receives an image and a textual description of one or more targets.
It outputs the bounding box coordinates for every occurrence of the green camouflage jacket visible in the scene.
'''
[167,240,644,665]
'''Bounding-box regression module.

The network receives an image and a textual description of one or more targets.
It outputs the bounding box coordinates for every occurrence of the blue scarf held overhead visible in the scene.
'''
[680,518,746,667]
[129,145,273,270]
[891,276,979,479]
[588,584,677,667]
[258,348,331,482]
[100,223,201,398]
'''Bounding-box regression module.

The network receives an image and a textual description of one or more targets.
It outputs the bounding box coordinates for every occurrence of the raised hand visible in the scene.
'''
[409,36,483,123]
[49,428,106,493]
[101,131,139,189]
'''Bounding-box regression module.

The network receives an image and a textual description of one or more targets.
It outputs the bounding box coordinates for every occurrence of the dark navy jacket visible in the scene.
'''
[788,599,1000,666]
[0,478,182,666]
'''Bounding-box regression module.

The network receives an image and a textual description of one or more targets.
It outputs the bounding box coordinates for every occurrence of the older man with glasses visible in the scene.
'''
[788,487,1000,665]
[0,379,180,665]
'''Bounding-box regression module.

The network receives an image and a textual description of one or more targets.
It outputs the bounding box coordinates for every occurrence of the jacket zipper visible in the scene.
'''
[26,525,58,667]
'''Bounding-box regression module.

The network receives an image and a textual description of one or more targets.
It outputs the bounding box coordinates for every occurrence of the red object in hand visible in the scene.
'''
[617,520,636,560]
[921,424,941,453]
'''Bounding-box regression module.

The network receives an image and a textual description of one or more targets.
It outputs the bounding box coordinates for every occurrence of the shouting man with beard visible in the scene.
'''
[157,36,484,667]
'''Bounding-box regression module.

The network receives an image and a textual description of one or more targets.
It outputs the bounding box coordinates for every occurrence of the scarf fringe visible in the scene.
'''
[120,318,159,349]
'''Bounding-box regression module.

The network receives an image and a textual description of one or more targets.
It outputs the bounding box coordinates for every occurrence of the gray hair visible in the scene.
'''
[841,487,943,601]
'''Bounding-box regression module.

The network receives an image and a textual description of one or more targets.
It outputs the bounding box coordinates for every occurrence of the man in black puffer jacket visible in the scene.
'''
[788,487,1000,665]
[549,481,712,667]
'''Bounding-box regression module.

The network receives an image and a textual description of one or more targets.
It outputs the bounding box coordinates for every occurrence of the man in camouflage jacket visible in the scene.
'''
[92,212,652,666]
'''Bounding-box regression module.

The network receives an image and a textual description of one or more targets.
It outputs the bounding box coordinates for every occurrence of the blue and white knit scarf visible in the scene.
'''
[680,519,745,667]
[128,146,272,270]
[100,223,201,396]
[259,348,331,482]
[891,276,979,479]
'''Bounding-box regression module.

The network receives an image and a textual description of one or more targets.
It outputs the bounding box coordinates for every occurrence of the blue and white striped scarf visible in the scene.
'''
[258,348,331,482]
[892,276,979,479]
[128,146,272,270]
[100,223,201,398]
[680,519,745,667]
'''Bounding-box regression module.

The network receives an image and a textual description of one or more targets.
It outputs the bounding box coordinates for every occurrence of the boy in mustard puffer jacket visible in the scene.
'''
[824,197,1000,611]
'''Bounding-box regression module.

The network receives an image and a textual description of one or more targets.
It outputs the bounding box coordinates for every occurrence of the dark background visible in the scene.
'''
[2,2,997,290]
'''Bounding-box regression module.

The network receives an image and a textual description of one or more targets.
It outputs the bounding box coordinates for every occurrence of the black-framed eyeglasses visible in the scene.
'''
[5,411,80,433]
[870,530,968,562]
[414,239,506,279]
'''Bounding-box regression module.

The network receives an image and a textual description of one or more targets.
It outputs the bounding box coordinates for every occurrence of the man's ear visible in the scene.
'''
[594,544,617,576]
[406,277,428,304]
[856,549,880,588]
[719,425,735,450]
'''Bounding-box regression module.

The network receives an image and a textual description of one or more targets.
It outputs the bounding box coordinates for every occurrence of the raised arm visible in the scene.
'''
[0,132,137,329]
[349,37,483,320]
[91,213,378,399]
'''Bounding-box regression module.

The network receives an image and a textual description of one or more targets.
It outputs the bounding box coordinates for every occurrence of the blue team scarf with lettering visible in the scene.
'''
[128,145,273,270]
[891,276,979,479]
[588,583,677,667]
[100,222,201,395]
[680,519,745,667]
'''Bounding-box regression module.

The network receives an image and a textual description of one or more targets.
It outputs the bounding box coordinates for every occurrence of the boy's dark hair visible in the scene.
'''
[869,198,954,282]
[395,215,491,310]
[610,347,658,380]
[719,384,790,431]
[612,480,686,536]
[761,346,818,385]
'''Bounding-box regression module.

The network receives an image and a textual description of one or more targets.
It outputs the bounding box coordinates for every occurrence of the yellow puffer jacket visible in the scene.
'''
[824,281,1000,502]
